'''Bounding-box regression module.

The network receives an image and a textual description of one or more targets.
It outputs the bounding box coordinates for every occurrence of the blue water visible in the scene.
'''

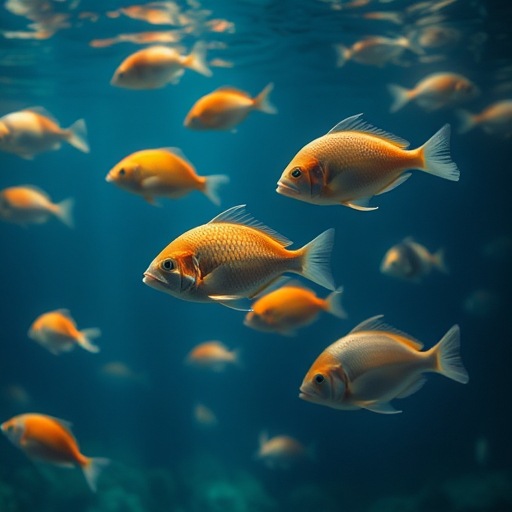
[1,1,511,511]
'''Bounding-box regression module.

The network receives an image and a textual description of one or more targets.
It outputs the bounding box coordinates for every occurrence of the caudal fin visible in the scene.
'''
[83,457,110,492]
[325,286,347,318]
[433,248,449,274]
[388,83,411,113]
[185,41,212,77]
[78,328,101,353]
[333,44,351,67]
[431,325,469,384]
[456,109,477,134]
[203,174,230,206]
[55,198,75,228]
[300,228,336,291]
[66,119,90,153]
[253,83,277,115]
[418,124,460,181]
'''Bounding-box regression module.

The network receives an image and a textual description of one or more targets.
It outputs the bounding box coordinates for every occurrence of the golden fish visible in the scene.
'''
[185,341,240,371]
[457,100,512,137]
[143,205,336,309]
[256,431,314,469]
[276,114,459,211]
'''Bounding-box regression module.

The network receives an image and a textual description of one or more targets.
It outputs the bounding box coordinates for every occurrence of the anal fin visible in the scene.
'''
[362,401,401,414]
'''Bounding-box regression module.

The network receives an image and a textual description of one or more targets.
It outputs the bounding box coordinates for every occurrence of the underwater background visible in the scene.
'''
[1,0,511,511]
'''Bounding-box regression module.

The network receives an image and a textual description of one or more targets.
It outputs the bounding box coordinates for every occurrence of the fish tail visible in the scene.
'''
[456,109,477,134]
[299,228,336,291]
[55,197,75,228]
[432,248,449,274]
[185,41,212,77]
[232,348,244,369]
[78,328,101,353]
[203,174,230,205]
[65,119,90,153]
[325,286,347,319]
[397,35,425,55]
[430,325,469,384]
[253,83,278,115]
[82,457,110,492]
[387,83,411,113]
[418,124,460,181]
[334,44,351,67]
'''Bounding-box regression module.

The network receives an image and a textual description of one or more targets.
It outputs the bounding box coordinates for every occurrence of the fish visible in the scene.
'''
[409,25,462,49]
[456,100,512,137]
[0,107,89,159]
[28,309,101,355]
[256,431,314,469]
[0,185,74,228]
[244,282,346,336]
[1,384,31,407]
[299,315,469,414]
[193,404,218,427]
[105,148,229,206]
[1,413,109,492]
[110,42,212,89]
[119,3,181,25]
[184,84,277,131]
[143,205,336,309]
[276,114,459,211]
[99,362,147,386]
[185,341,240,371]
[380,237,448,282]
[388,72,480,113]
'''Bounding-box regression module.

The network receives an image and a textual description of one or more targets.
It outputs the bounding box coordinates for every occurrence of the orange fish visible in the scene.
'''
[0,107,89,159]
[110,42,212,89]
[244,283,346,336]
[457,100,512,137]
[0,185,74,228]
[119,4,180,25]
[28,309,101,355]
[256,431,314,469]
[106,147,229,205]
[185,341,240,371]
[143,205,336,309]
[1,413,109,492]
[184,83,277,131]
[276,114,459,211]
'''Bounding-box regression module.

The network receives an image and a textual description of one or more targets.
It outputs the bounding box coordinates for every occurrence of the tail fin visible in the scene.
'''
[388,83,411,113]
[456,109,477,134]
[185,41,212,77]
[431,325,469,384]
[253,83,277,114]
[396,36,425,56]
[418,124,459,181]
[203,174,230,206]
[334,44,351,67]
[82,457,110,492]
[300,228,336,291]
[232,348,243,369]
[325,286,347,319]
[66,119,90,153]
[78,328,101,353]
[432,248,449,274]
[55,198,75,228]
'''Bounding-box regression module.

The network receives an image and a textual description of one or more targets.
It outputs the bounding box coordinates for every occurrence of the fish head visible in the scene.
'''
[183,110,205,130]
[243,308,276,332]
[1,416,25,447]
[106,160,141,189]
[380,247,404,277]
[110,58,146,89]
[277,154,324,202]
[455,79,480,101]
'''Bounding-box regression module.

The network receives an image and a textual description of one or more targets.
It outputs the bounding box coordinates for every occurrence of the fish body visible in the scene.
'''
[28,309,101,355]
[184,84,277,131]
[143,205,335,308]
[0,108,89,158]
[457,100,512,136]
[256,432,313,469]
[0,185,74,228]
[299,316,468,414]
[106,148,229,205]
[185,341,239,371]
[110,42,211,89]
[193,404,218,426]
[1,413,109,492]
[276,114,459,211]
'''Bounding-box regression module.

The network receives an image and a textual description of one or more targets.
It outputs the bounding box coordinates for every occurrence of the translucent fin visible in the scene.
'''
[456,109,477,134]
[185,41,212,77]
[300,228,336,291]
[343,197,378,211]
[203,174,230,206]
[376,173,411,195]
[55,308,73,320]
[55,198,75,229]
[327,113,410,148]
[362,401,401,414]
[208,295,253,311]
[253,83,277,114]
[432,325,469,384]
[214,85,249,97]
[24,106,58,123]
[66,119,89,153]
[433,248,449,274]
[419,124,459,181]
[396,377,427,399]
[78,328,101,353]
[83,457,110,493]
[333,44,351,67]
[387,84,411,113]
[160,147,194,166]
[47,416,74,434]
[325,286,347,319]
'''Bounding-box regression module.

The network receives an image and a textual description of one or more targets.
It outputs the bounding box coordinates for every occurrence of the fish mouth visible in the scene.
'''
[299,387,314,402]
[143,270,169,292]
[276,179,299,196]
[105,173,113,182]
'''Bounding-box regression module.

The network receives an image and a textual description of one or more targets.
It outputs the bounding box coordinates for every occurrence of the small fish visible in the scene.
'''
[119,3,181,25]
[28,309,101,355]
[380,237,448,282]
[299,316,468,414]
[185,341,240,371]
[0,185,74,228]
[456,100,512,137]
[110,42,212,89]
[361,11,404,24]
[276,114,459,211]
[184,84,277,131]
[99,362,147,385]
[1,413,109,492]
[1,384,31,407]
[388,72,479,113]
[193,403,218,427]
[143,205,336,309]
[0,107,89,159]
[244,282,346,336]
[410,25,461,49]
[106,148,229,206]
[256,431,314,469]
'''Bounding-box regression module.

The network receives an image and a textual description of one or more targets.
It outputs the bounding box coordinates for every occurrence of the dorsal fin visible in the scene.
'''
[214,86,249,97]
[19,184,51,199]
[208,205,293,247]
[24,107,58,123]
[349,315,424,349]
[46,415,76,442]
[55,309,74,321]
[327,114,410,148]
[160,147,195,167]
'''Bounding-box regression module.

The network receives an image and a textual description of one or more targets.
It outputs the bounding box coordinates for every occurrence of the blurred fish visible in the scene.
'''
[456,100,512,137]
[1,384,31,407]
[300,316,468,413]
[388,72,479,113]
[0,107,89,158]
[106,148,229,206]
[256,432,314,469]
[143,205,336,309]
[193,403,218,426]
[119,2,181,25]
[28,309,101,355]
[205,19,235,33]
[1,413,109,492]
[361,11,404,24]
[276,114,459,211]
[244,283,346,336]
[184,84,277,131]
[380,237,448,282]
[462,289,499,318]
[410,25,461,48]
[99,362,147,386]
[110,42,212,89]
[0,186,74,228]
[185,341,240,371]
[90,30,185,48]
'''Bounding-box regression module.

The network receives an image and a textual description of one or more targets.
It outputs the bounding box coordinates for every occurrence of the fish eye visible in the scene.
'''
[6,425,14,433]
[314,374,325,384]
[291,168,302,178]
[161,259,174,271]
[119,168,126,176]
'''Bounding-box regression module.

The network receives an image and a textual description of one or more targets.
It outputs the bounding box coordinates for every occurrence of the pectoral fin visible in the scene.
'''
[342,198,378,211]
[208,295,253,311]
[361,401,401,414]
[376,173,412,195]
